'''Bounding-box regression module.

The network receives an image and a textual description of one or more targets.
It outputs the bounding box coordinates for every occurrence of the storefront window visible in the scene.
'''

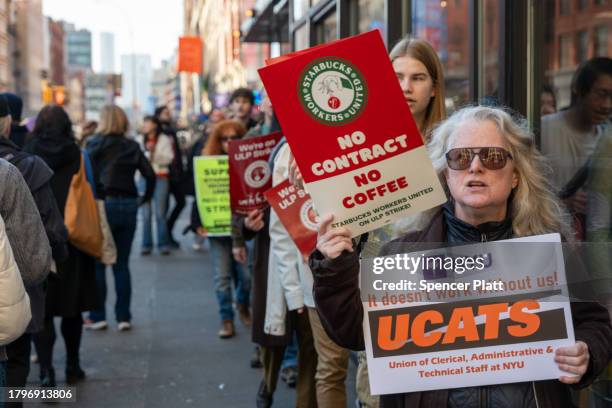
[293,0,309,21]
[482,0,501,104]
[594,26,609,56]
[314,10,337,45]
[294,23,309,51]
[411,0,470,112]
[358,0,385,36]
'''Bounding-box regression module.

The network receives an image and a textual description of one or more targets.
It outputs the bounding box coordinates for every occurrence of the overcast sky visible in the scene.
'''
[43,0,184,71]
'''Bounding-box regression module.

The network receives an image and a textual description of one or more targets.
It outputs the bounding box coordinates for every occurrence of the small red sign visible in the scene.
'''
[264,179,318,258]
[229,132,283,214]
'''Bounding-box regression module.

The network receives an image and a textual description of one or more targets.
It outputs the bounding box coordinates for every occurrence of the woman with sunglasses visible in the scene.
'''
[309,106,612,407]
[194,120,252,338]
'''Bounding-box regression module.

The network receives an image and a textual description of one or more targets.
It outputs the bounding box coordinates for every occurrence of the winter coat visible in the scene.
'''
[85,133,155,204]
[310,208,612,408]
[0,212,31,356]
[136,133,175,176]
[264,143,314,336]
[25,135,97,316]
[0,137,68,332]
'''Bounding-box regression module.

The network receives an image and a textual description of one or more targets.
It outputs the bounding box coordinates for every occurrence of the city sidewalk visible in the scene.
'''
[26,211,355,407]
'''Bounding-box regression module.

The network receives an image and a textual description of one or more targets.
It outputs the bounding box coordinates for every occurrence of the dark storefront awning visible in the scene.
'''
[241,0,289,43]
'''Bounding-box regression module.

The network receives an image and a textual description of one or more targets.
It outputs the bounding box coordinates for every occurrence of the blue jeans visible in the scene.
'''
[90,197,138,323]
[282,333,298,369]
[141,176,170,250]
[209,237,251,322]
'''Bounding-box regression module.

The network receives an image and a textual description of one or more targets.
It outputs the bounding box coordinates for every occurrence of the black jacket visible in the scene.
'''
[86,133,155,204]
[9,124,28,149]
[310,209,612,408]
[0,138,68,332]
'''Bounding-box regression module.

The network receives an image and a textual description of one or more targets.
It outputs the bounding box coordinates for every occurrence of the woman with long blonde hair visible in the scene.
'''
[311,106,611,407]
[390,37,447,141]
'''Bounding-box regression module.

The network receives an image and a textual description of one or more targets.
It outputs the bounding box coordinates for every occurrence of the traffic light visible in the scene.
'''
[42,80,53,104]
[53,86,66,106]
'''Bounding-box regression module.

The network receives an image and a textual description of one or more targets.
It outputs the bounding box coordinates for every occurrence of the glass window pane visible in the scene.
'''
[293,0,309,21]
[411,0,471,112]
[577,30,589,63]
[482,0,501,104]
[358,0,386,37]
[595,26,609,56]
[314,10,337,45]
[294,23,309,51]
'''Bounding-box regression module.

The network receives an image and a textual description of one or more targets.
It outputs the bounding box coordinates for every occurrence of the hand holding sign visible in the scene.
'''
[244,209,265,232]
[316,214,353,260]
[288,153,304,190]
[233,246,247,264]
[555,341,590,384]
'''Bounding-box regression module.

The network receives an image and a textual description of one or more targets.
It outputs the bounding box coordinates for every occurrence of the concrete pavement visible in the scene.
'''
[26,210,356,407]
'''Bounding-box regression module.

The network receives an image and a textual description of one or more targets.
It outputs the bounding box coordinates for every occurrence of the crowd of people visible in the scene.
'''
[0,34,609,408]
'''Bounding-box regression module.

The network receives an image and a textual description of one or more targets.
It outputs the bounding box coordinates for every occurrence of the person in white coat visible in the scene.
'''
[0,211,31,391]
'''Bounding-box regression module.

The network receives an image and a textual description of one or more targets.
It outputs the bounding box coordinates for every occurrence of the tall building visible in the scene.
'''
[0,0,12,92]
[100,32,115,73]
[14,0,44,115]
[47,18,66,86]
[120,54,152,121]
[64,23,92,70]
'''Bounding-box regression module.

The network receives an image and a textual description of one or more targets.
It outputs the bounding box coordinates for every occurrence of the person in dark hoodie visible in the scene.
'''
[24,105,97,388]
[85,105,155,332]
[0,93,29,148]
[0,96,68,405]
[310,106,612,408]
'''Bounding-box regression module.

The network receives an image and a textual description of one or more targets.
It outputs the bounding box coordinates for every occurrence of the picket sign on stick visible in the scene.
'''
[362,234,576,395]
[259,30,447,238]
[193,156,231,236]
[228,132,283,215]
[264,179,317,258]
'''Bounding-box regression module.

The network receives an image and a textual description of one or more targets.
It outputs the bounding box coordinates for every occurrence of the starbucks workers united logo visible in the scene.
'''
[299,58,368,125]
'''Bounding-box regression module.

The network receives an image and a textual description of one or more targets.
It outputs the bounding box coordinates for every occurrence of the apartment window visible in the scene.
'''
[559,34,572,68]
[314,10,337,45]
[577,30,589,63]
[293,0,309,21]
[577,0,589,10]
[560,0,571,15]
[594,26,608,56]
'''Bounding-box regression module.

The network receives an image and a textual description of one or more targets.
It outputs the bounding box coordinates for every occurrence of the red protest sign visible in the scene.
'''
[265,179,317,258]
[229,132,283,214]
[259,30,446,237]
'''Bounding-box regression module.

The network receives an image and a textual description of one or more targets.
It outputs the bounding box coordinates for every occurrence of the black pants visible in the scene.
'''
[5,333,32,408]
[33,315,83,370]
[166,179,186,239]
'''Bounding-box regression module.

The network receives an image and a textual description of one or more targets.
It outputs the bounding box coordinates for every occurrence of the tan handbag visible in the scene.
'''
[96,200,117,265]
[64,155,103,258]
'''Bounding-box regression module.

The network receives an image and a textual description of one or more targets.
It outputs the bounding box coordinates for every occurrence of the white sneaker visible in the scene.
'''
[84,320,108,330]
[118,322,132,331]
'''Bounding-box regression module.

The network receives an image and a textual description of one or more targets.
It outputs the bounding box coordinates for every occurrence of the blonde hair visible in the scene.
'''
[389,37,447,140]
[396,106,572,239]
[98,105,129,135]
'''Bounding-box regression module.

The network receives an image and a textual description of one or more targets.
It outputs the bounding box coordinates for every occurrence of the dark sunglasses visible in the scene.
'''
[445,147,513,170]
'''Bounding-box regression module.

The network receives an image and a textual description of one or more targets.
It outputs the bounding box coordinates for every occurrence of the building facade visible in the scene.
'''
[100,32,116,74]
[48,18,65,87]
[64,23,92,70]
[120,53,153,122]
[0,0,12,93]
[242,0,612,137]
[14,0,44,116]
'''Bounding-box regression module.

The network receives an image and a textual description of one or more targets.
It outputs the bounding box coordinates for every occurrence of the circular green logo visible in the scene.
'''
[298,57,368,126]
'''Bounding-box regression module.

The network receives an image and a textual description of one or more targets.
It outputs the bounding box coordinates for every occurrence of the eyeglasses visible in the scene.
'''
[445,147,513,171]
[221,134,239,142]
